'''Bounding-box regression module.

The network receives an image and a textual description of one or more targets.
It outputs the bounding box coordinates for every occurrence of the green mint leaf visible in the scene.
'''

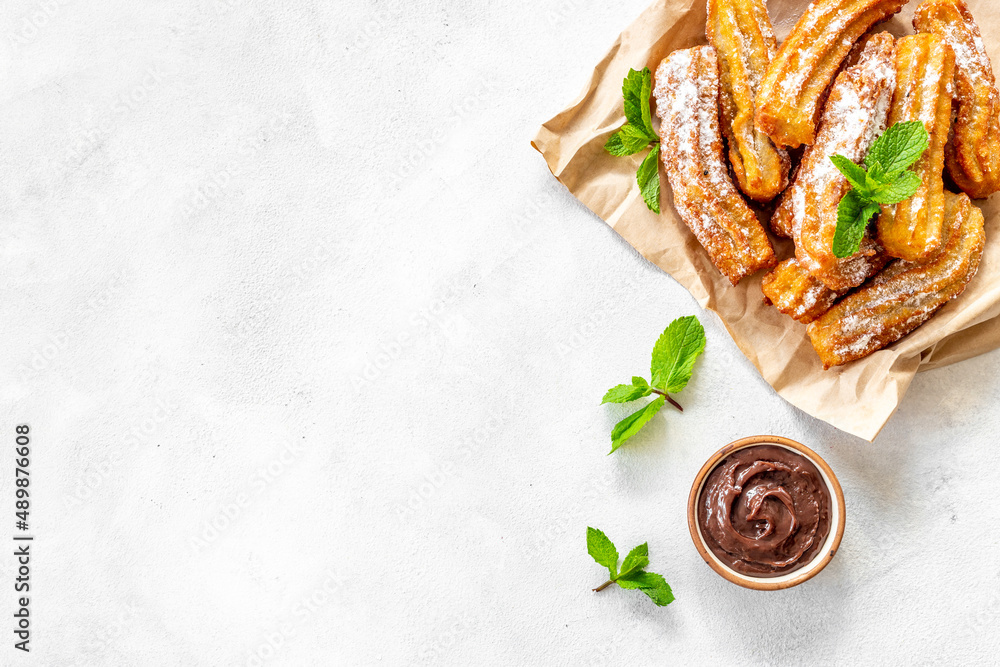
[829,154,871,194]
[650,315,706,393]
[622,68,657,140]
[865,120,930,177]
[618,543,649,579]
[637,144,661,214]
[868,161,887,183]
[870,170,922,205]
[605,124,654,157]
[832,190,880,258]
[616,571,675,606]
[631,376,649,388]
[602,383,653,404]
[639,70,655,139]
[587,527,619,579]
[609,396,664,454]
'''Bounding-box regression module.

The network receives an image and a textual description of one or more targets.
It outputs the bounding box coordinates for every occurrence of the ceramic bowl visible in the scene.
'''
[687,435,846,590]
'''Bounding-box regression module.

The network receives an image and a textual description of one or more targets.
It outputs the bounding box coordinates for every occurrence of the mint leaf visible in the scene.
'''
[870,170,921,205]
[602,382,652,404]
[605,124,654,157]
[588,531,675,607]
[622,68,657,140]
[830,154,870,194]
[618,543,649,579]
[639,70,655,139]
[587,527,618,578]
[637,144,661,213]
[650,315,706,393]
[866,120,929,177]
[832,122,930,259]
[607,67,660,213]
[602,317,703,452]
[868,161,887,183]
[832,190,880,258]
[609,396,664,454]
[616,571,675,606]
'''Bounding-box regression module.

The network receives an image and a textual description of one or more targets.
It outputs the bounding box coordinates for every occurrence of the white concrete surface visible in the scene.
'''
[2,0,999,665]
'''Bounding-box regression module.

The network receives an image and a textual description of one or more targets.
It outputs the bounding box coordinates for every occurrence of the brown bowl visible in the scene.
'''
[687,435,846,590]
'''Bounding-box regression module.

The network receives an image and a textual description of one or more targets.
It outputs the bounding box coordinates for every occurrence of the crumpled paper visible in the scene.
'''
[533,0,1000,440]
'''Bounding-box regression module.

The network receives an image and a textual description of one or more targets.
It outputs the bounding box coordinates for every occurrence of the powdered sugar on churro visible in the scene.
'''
[653,46,774,283]
[779,35,895,288]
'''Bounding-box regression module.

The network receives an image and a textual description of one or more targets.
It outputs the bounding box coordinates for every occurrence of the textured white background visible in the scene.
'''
[2,0,999,664]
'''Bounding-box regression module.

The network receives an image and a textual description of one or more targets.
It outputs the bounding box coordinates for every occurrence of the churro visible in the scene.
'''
[877,34,956,262]
[773,34,896,290]
[914,0,1000,199]
[707,0,790,201]
[654,46,776,284]
[808,192,984,368]
[756,0,908,149]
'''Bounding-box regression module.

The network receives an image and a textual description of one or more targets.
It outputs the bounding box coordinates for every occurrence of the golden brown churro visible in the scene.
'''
[653,46,777,284]
[755,0,908,149]
[877,34,956,262]
[762,258,843,324]
[762,252,890,324]
[914,0,1000,199]
[808,192,984,368]
[707,0,790,201]
[772,34,896,290]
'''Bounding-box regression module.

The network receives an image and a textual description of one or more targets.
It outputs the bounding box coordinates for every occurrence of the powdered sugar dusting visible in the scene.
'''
[780,35,895,287]
[654,46,773,282]
[809,194,985,363]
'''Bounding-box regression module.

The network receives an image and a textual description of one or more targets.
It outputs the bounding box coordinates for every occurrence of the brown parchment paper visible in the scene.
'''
[533,0,1000,440]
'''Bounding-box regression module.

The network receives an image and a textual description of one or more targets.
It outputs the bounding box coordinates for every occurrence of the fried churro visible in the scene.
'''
[653,46,776,284]
[772,33,896,290]
[914,0,1000,199]
[762,252,890,324]
[755,0,908,149]
[707,0,790,201]
[808,192,984,368]
[877,34,956,262]
[762,258,842,324]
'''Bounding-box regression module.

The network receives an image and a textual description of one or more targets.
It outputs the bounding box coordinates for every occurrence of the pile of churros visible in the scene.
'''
[652,0,994,368]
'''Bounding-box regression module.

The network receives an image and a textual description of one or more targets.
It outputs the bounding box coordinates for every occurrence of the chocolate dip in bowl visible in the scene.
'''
[687,435,846,590]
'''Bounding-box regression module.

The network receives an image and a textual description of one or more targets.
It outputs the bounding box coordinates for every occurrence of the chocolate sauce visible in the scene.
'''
[698,445,832,577]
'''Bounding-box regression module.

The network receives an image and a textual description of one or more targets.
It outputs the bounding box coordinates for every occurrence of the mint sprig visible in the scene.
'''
[587,527,675,607]
[830,121,930,258]
[604,67,661,213]
[602,316,705,453]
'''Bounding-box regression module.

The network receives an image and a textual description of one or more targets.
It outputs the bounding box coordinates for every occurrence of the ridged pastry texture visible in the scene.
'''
[762,258,842,324]
[755,0,908,149]
[653,46,777,285]
[877,34,956,262]
[913,0,1000,199]
[707,0,790,201]
[808,192,985,369]
[762,254,889,324]
[773,33,896,290]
